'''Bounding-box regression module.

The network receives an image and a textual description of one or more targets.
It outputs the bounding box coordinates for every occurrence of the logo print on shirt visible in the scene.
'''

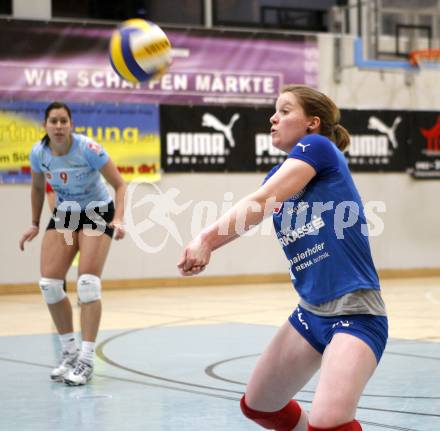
[297,143,310,153]
[290,187,306,202]
[88,142,103,154]
[274,188,306,215]
[273,203,283,215]
[202,113,240,148]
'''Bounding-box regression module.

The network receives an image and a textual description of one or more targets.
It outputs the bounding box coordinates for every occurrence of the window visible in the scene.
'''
[0,0,12,15]
[214,0,341,31]
[52,0,203,25]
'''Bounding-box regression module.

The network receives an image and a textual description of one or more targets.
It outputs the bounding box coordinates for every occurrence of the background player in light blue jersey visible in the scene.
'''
[178,86,387,431]
[19,102,126,386]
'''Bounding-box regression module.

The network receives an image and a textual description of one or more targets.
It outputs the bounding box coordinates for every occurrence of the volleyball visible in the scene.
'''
[109,19,172,83]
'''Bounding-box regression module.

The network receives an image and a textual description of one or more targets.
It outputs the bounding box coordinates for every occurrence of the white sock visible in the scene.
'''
[79,341,95,364]
[59,332,77,354]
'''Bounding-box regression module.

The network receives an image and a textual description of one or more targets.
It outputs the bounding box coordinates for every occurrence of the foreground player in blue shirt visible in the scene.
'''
[178,85,387,431]
[19,102,126,386]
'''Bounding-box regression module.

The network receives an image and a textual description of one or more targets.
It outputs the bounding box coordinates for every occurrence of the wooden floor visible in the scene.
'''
[1,276,439,340]
[0,277,439,431]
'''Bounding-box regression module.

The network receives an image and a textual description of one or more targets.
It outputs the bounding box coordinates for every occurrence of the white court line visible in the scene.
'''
[425,287,440,304]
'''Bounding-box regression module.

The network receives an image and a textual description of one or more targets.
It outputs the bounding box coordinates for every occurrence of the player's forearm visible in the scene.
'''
[31,186,45,226]
[46,192,56,213]
[113,183,126,222]
[201,192,275,251]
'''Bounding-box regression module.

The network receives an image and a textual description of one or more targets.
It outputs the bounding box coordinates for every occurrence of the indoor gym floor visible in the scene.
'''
[0,277,439,431]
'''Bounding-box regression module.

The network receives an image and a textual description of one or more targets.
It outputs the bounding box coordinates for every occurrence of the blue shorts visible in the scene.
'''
[288,305,388,364]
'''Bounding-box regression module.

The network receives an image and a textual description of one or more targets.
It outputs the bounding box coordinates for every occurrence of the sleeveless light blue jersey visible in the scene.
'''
[265,134,380,305]
[30,133,111,210]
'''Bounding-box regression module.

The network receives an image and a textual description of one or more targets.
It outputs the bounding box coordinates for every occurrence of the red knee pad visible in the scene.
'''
[240,395,302,431]
[308,419,362,431]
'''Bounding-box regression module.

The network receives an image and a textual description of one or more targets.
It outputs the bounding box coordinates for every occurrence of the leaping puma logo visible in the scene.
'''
[368,116,402,149]
[202,113,240,148]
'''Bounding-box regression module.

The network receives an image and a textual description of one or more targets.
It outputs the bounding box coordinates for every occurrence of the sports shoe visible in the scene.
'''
[64,360,94,386]
[50,350,79,382]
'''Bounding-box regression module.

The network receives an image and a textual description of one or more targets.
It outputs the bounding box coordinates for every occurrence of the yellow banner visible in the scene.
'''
[0,104,161,182]
[0,111,44,169]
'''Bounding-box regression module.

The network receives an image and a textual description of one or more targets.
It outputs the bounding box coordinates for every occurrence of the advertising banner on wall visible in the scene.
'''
[160,104,286,173]
[340,109,410,172]
[160,105,416,174]
[0,101,160,183]
[407,112,440,178]
[0,19,318,107]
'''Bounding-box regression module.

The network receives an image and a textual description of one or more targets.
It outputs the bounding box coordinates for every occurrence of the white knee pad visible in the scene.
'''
[39,278,66,305]
[77,274,102,303]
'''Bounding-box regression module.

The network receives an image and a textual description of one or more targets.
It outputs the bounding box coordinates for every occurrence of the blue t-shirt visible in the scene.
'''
[265,134,380,305]
[30,133,111,210]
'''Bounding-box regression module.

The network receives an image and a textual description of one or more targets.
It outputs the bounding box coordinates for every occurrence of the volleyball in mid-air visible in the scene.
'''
[109,19,172,83]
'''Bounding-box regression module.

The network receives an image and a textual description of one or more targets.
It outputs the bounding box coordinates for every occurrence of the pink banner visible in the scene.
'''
[0,19,318,106]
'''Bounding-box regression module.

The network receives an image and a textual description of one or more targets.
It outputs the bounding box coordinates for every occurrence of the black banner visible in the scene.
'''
[340,110,409,172]
[160,105,439,178]
[160,105,285,172]
[407,112,440,179]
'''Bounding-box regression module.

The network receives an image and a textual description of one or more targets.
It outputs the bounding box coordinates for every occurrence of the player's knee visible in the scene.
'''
[39,277,66,304]
[240,395,302,431]
[308,419,362,431]
[77,274,101,303]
